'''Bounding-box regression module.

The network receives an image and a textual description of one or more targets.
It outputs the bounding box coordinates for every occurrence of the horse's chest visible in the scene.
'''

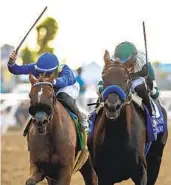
[96,135,136,166]
[29,134,59,163]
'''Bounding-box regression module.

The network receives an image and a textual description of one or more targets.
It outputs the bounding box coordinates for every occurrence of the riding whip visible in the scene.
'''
[142,21,149,76]
[8,6,48,63]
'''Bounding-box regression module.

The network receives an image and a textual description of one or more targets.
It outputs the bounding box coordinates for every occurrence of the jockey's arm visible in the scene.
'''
[130,62,159,99]
[7,62,35,75]
[129,64,147,78]
[53,64,76,89]
[147,63,159,99]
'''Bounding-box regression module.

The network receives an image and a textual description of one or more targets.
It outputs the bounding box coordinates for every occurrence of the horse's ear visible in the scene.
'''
[48,73,56,83]
[104,50,111,66]
[29,74,38,85]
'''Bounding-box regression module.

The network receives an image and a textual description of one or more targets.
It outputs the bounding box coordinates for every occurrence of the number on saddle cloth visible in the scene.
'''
[144,98,167,143]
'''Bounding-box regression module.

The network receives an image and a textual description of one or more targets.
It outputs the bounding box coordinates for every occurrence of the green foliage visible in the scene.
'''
[36,17,58,55]
[21,46,35,64]
[20,16,58,64]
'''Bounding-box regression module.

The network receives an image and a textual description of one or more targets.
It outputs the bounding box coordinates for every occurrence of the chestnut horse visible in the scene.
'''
[88,50,168,185]
[25,74,98,185]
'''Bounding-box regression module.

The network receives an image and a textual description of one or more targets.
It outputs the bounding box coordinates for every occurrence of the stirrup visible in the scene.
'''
[95,102,104,114]
[80,121,89,133]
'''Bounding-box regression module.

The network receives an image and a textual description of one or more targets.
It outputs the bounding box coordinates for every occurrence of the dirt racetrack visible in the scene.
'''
[1,123,171,185]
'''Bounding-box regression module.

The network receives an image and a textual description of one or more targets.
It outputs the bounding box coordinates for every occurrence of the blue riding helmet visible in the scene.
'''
[35,52,59,73]
[114,41,138,62]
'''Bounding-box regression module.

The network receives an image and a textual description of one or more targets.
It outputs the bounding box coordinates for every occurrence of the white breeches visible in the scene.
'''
[131,77,147,92]
[56,81,80,99]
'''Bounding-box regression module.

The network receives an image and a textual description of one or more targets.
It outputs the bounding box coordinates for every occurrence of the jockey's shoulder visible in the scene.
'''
[57,64,72,73]
[57,64,65,72]
[136,50,147,59]
[136,50,152,66]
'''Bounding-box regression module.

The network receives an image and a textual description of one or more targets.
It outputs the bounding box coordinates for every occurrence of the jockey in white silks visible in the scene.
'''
[96,41,160,126]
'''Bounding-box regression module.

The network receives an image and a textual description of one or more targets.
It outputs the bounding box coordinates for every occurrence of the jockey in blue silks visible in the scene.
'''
[8,51,89,132]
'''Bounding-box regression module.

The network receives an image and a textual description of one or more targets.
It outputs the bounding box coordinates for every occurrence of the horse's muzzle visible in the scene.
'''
[104,97,122,120]
[33,111,50,133]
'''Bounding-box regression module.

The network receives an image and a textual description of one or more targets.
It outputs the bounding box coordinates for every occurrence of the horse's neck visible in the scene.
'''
[47,102,64,133]
[104,102,136,138]
[104,110,128,137]
[93,107,132,149]
[48,101,76,141]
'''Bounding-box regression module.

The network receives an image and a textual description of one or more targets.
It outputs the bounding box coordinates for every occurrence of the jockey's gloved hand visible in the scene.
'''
[8,50,17,65]
[146,76,153,90]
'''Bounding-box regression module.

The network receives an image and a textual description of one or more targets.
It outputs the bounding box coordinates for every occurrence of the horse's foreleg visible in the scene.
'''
[25,163,45,185]
[146,133,167,185]
[79,154,98,185]
[131,158,147,185]
[46,178,58,185]
[49,166,72,185]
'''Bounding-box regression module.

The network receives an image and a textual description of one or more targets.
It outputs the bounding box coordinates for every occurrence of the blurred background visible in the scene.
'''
[0,0,171,185]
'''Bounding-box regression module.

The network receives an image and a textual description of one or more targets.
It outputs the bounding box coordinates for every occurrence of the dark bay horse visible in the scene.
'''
[25,74,98,185]
[89,50,168,185]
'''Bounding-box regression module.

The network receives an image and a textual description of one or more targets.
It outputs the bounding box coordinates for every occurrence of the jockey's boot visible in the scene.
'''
[135,84,154,115]
[135,83,157,132]
[56,92,89,133]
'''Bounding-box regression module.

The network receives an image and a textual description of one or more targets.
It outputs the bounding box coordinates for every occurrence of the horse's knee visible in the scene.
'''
[26,178,37,185]
[80,156,98,185]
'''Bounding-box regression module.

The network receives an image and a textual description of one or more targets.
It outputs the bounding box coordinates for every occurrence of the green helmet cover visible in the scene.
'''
[114,41,138,62]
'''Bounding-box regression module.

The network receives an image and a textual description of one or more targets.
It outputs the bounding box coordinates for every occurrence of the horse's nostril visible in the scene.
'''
[106,104,115,112]
[37,121,41,126]
[110,107,116,112]
[105,102,109,109]
[116,104,120,110]
[43,119,48,125]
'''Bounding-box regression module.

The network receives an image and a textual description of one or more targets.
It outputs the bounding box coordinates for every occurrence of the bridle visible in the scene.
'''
[29,81,57,123]
[103,60,133,106]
